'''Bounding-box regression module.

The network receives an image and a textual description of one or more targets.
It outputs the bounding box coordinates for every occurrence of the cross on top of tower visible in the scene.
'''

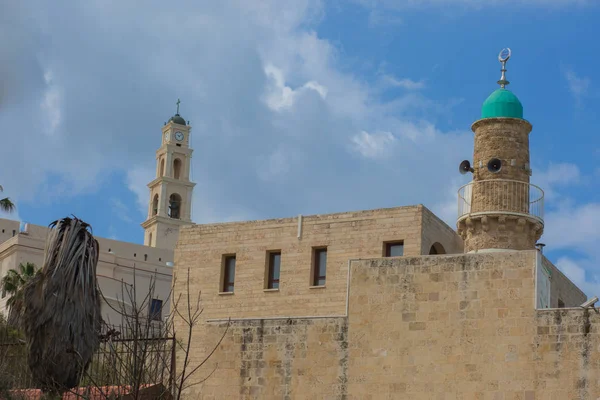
[176,99,181,114]
[497,48,511,89]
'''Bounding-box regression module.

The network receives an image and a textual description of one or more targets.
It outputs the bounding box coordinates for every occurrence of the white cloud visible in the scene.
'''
[543,202,600,254]
[532,162,580,200]
[534,162,580,186]
[565,69,590,102]
[41,69,62,136]
[368,10,403,27]
[257,147,293,182]
[555,257,600,299]
[263,64,328,112]
[126,166,154,218]
[351,131,396,159]
[4,0,473,235]
[110,198,133,223]
[352,0,590,9]
[383,75,426,90]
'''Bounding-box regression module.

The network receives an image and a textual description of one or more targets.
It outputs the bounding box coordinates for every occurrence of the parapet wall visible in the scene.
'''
[535,309,600,399]
[192,318,349,399]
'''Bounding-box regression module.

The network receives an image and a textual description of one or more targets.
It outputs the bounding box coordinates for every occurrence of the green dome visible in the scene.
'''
[481,88,523,119]
[169,114,186,125]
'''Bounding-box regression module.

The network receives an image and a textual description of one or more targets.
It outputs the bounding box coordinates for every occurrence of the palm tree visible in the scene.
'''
[21,216,102,393]
[0,262,38,328]
[0,185,15,213]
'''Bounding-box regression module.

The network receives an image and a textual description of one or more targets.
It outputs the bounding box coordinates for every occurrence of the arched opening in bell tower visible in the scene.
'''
[160,158,165,177]
[152,194,159,216]
[168,193,182,219]
[173,158,182,180]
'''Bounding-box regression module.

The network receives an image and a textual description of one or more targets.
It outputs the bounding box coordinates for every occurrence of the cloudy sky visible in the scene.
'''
[2,1,600,295]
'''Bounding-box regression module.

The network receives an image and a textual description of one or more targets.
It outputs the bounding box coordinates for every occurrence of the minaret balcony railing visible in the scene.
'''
[457,179,544,224]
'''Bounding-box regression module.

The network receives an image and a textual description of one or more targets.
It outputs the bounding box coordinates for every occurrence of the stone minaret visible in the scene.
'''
[141,100,196,249]
[457,49,544,253]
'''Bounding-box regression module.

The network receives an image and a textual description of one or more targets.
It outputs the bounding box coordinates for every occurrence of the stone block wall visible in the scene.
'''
[534,309,600,399]
[346,252,540,399]
[185,318,348,399]
[174,205,463,320]
[177,250,594,399]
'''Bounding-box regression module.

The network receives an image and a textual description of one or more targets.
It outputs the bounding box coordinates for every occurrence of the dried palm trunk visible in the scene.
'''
[21,216,102,393]
[6,297,24,328]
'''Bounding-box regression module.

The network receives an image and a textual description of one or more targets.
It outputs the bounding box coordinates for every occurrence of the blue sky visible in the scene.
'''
[1,0,600,295]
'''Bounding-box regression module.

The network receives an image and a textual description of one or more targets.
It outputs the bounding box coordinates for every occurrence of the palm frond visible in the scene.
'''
[0,198,14,213]
[21,216,102,393]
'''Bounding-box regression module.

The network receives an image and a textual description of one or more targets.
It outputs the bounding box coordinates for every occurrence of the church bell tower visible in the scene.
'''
[456,49,544,252]
[142,100,196,249]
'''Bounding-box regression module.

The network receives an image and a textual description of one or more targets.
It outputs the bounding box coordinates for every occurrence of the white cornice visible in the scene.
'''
[141,215,193,229]
[146,176,196,189]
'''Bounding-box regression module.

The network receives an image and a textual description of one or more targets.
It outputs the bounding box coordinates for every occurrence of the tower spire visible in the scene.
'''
[176,98,181,115]
[497,48,511,89]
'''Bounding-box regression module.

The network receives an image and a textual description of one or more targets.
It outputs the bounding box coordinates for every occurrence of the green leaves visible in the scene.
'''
[0,185,15,213]
[0,263,38,328]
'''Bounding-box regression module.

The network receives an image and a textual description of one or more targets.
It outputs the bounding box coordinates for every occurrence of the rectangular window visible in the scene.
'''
[266,251,281,289]
[222,255,236,293]
[312,248,327,286]
[149,299,163,321]
[384,241,404,257]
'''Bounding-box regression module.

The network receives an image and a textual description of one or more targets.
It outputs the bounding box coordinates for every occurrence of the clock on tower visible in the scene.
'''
[141,99,196,250]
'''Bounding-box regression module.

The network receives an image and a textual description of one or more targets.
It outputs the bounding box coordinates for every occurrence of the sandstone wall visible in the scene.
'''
[346,252,539,399]
[179,251,594,399]
[534,309,600,399]
[186,318,348,399]
[174,205,463,320]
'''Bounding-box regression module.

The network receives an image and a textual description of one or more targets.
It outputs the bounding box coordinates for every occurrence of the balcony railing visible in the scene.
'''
[457,179,544,224]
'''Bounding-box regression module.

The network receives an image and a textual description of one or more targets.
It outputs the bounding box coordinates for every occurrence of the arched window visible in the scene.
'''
[160,158,165,177]
[168,193,182,219]
[173,158,182,180]
[152,194,159,216]
[429,242,446,255]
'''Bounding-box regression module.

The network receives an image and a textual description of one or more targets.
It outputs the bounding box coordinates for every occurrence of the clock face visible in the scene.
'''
[164,132,170,142]
[175,131,184,141]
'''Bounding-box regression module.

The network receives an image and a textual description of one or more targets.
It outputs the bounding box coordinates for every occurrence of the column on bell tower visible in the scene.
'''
[141,100,196,250]
[456,49,544,253]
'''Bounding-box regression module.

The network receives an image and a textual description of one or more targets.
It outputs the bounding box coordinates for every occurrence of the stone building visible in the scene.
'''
[172,51,600,399]
[0,106,196,325]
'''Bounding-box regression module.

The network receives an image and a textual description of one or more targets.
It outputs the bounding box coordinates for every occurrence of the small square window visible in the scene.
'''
[312,248,327,286]
[384,241,404,257]
[149,299,163,321]
[266,251,281,289]
[222,255,236,293]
